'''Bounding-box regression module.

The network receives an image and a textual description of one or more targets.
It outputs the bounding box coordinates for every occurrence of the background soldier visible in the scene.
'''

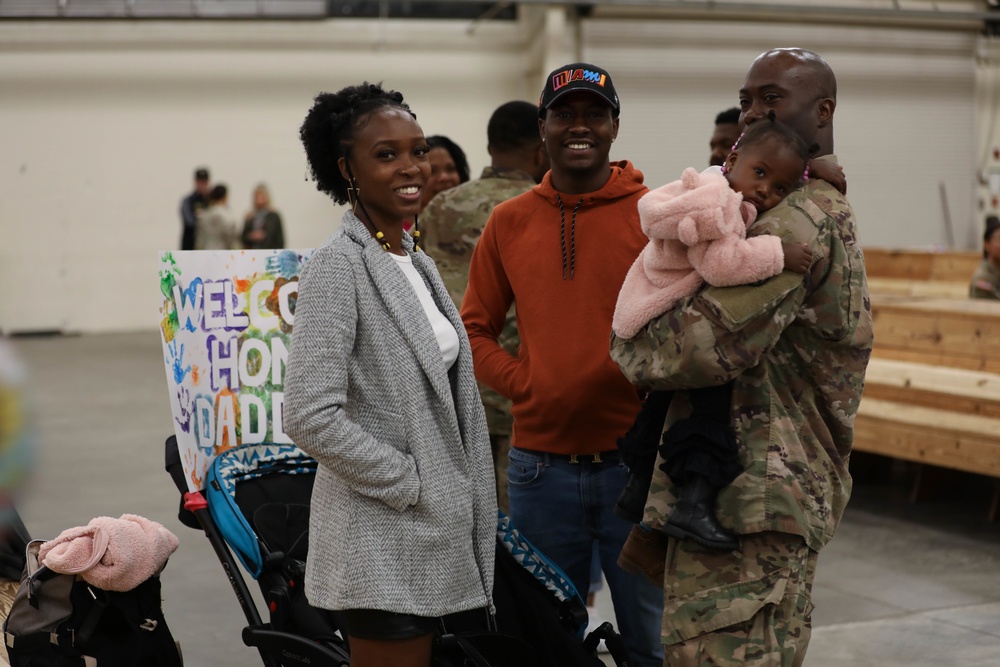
[708,107,741,167]
[179,167,210,251]
[421,100,548,511]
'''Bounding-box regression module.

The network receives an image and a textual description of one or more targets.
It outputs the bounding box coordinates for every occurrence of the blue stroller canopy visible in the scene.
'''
[206,443,316,579]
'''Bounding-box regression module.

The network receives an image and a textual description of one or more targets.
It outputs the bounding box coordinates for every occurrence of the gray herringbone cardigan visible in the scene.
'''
[285,211,496,618]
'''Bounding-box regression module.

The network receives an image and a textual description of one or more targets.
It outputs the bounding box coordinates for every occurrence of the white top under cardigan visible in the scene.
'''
[389,252,460,370]
[283,210,496,618]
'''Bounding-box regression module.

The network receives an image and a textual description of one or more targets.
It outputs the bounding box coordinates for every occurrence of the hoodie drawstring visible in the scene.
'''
[556,195,584,280]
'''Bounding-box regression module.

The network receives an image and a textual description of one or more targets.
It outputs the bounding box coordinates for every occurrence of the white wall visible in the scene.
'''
[587,21,980,250]
[2,12,999,333]
[0,19,537,333]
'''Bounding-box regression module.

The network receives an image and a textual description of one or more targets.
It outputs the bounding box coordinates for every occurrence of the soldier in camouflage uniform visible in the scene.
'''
[610,48,873,666]
[421,101,549,512]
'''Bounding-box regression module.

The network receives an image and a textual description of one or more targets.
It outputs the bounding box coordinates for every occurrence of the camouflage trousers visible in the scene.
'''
[490,434,511,515]
[661,532,817,667]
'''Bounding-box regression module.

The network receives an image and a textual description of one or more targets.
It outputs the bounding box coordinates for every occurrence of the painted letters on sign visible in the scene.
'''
[158,249,313,491]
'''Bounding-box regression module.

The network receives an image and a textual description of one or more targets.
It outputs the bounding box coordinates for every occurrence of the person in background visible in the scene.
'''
[195,184,240,250]
[708,107,741,168]
[0,338,34,665]
[179,167,210,250]
[420,135,470,212]
[242,183,285,250]
[611,48,872,666]
[970,214,1000,299]
[285,83,495,667]
[0,339,33,526]
[461,62,664,667]
[421,100,548,513]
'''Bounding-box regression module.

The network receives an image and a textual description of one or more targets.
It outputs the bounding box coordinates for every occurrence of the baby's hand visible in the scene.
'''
[782,241,813,274]
[807,158,847,195]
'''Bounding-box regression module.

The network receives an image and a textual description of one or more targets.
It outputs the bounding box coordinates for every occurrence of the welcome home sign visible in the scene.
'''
[158,249,313,491]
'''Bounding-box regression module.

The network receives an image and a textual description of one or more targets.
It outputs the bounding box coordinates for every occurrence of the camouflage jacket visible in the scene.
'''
[969,258,1000,299]
[610,156,873,551]
[421,167,534,435]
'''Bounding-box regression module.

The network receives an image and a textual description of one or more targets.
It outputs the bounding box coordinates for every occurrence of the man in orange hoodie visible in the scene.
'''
[461,63,664,666]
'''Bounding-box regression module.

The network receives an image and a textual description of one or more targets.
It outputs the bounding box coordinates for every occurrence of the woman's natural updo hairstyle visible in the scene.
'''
[299,83,415,205]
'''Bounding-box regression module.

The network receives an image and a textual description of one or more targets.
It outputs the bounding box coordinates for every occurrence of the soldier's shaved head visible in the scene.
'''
[758,48,836,98]
[739,48,838,156]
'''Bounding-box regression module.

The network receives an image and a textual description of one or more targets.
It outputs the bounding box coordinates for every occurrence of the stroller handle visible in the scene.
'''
[164,436,201,530]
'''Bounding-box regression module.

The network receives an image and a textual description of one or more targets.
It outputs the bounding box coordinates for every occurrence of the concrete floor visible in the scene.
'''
[8,331,1000,666]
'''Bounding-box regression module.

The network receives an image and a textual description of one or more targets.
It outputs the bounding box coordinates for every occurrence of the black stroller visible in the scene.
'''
[165,437,632,666]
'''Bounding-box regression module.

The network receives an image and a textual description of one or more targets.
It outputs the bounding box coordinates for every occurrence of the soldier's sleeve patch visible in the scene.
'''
[703,272,802,329]
[797,198,830,226]
[751,198,822,250]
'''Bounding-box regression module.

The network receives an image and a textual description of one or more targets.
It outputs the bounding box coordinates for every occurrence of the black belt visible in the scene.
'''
[526,449,621,464]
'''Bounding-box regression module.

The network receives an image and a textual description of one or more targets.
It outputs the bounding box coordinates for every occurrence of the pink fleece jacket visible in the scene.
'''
[612,167,785,339]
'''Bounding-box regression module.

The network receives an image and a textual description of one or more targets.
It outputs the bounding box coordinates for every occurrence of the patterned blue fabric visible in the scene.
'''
[496,510,581,607]
[207,443,315,579]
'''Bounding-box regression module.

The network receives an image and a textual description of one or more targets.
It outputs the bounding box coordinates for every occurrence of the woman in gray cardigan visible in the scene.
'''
[285,84,496,667]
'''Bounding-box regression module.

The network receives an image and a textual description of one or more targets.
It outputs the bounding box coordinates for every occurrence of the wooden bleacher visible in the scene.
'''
[863,247,976,299]
[856,248,1000,518]
[869,298,1000,373]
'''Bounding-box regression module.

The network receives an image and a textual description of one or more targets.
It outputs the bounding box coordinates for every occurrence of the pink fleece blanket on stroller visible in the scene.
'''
[38,514,179,592]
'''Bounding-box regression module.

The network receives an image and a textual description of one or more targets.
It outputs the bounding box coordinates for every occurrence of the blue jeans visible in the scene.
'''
[507,448,664,667]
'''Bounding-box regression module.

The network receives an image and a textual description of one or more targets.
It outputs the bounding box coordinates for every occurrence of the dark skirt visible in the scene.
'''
[335,608,439,640]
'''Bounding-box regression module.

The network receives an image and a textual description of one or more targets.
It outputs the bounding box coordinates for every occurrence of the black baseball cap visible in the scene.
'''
[538,63,620,118]
[194,167,210,181]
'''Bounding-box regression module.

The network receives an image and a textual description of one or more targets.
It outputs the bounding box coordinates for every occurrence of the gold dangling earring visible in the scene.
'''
[347,178,360,215]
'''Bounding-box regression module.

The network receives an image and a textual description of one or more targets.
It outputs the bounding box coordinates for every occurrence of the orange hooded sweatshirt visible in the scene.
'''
[461,160,648,455]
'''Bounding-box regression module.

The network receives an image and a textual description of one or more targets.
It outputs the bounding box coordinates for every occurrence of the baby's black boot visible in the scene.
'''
[663,474,739,551]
